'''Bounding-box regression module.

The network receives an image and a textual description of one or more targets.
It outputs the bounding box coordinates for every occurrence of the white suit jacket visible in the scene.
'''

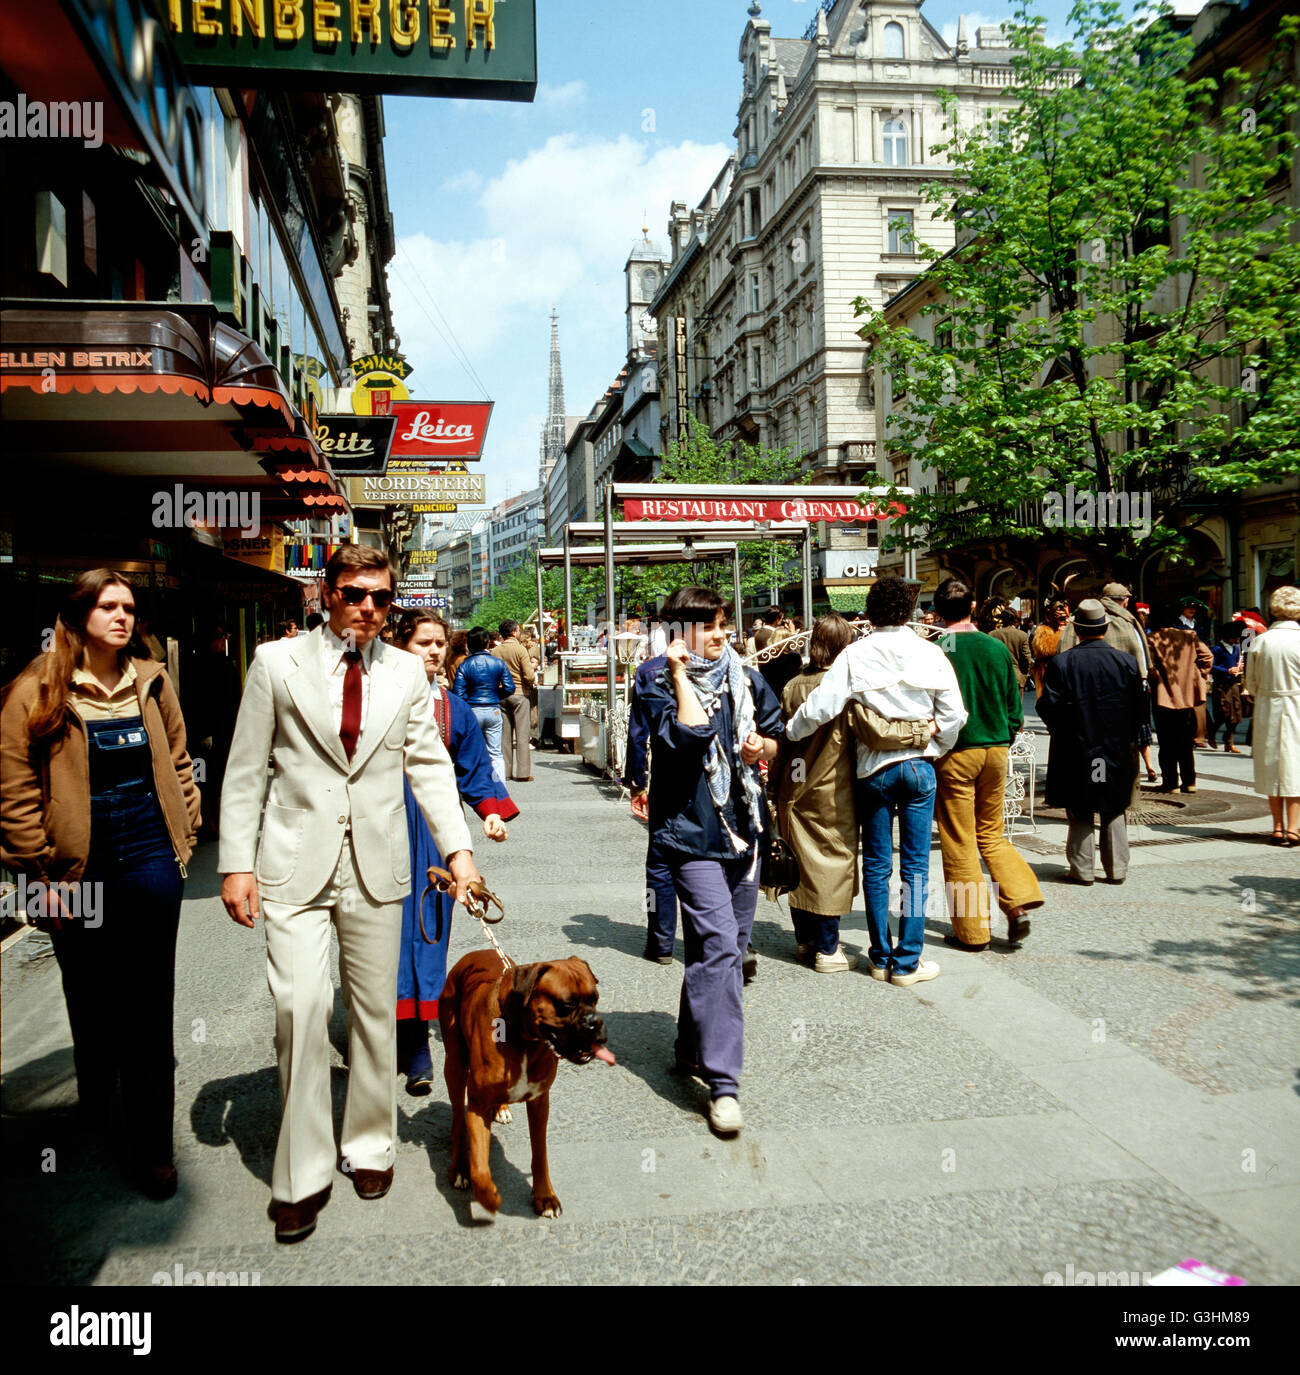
[217,627,473,905]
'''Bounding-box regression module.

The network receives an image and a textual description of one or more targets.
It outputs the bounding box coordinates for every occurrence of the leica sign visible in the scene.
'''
[388,401,493,464]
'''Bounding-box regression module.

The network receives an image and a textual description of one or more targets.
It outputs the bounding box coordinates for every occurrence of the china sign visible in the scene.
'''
[622,497,907,522]
[388,401,493,464]
[348,471,486,505]
[165,0,538,102]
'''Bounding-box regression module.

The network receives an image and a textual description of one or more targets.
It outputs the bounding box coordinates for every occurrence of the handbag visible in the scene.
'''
[849,702,932,752]
[759,798,800,898]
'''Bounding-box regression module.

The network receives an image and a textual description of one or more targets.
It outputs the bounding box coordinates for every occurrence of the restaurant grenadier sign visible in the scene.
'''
[622,497,907,522]
[165,0,538,101]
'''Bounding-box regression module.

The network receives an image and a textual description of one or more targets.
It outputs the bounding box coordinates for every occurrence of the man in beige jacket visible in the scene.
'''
[492,619,536,781]
[219,546,480,1242]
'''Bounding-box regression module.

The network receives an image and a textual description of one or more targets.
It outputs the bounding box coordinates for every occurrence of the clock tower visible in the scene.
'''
[625,226,669,358]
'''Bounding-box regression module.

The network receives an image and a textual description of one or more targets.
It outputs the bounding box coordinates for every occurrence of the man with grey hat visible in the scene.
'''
[1058,582,1152,672]
[1040,600,1147,884]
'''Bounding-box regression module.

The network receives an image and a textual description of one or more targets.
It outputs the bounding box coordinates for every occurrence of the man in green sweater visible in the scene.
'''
[934,577,1045,951]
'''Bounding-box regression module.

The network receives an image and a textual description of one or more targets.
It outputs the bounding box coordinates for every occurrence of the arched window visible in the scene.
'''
[883,117,908,167]
[883,22,905,59]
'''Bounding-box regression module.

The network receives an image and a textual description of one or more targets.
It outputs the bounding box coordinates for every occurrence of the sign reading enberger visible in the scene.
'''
[165,0,538,102]
[622,497,907,522]
[348,472,486,505]
[388,401,493,463]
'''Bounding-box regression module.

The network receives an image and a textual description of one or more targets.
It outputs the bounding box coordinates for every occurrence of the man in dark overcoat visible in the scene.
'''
[1039,600,1147,885]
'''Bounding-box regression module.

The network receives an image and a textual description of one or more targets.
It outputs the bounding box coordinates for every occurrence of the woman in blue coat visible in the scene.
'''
[629,586,783,1137]
[394,610,519,1093]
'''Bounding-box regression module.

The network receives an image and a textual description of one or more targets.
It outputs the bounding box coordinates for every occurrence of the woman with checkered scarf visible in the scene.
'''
[629,586,784,1137]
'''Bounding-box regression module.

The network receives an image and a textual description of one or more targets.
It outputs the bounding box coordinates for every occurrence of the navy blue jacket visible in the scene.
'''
[627,654,784,861]
[453,652,514,707]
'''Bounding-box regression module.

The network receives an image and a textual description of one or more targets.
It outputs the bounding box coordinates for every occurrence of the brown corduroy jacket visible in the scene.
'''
[1,657,200,885]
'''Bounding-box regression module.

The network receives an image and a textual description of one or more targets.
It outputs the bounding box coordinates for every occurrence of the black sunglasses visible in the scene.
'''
[337,586,394,608]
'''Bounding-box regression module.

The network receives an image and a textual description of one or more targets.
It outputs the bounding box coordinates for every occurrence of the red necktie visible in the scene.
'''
[339,650,362,762]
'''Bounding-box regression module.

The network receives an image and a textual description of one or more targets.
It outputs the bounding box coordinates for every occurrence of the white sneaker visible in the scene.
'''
[814,944,858,973]
[891,958,941,987]
[866,960,891,982]
[708,1095,743,1135]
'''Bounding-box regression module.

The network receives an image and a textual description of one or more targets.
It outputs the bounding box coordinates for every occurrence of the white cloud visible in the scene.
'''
[537,80,588,110]
[390,133,730,505]
[439,169,483,195]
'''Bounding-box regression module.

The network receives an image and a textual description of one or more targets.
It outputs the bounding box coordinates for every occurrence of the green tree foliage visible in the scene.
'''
[854,0,1300,580]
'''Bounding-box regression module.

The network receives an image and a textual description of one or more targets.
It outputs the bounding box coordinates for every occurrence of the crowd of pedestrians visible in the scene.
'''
[1,557,1297,1220]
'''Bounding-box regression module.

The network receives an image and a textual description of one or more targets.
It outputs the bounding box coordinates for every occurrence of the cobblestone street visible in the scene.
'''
[4,738,1297,1287]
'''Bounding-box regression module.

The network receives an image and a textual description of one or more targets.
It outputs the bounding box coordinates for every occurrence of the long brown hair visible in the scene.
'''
[808,612,855,670]
[27,569,139,740]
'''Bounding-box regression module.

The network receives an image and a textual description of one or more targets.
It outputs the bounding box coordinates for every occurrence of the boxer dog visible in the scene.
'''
[439,950,614,1218]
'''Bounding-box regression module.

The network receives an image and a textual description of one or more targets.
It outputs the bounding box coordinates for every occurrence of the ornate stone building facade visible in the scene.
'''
[651,0,1023,486]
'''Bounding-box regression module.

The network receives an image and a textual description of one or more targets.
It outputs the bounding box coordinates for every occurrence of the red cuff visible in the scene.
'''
[396,998,439,1020]
[476,796,521,822]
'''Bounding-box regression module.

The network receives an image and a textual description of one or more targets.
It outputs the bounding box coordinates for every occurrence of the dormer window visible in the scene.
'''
[883,22,905,59]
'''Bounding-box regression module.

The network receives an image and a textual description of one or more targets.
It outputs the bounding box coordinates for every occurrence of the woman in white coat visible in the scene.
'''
[1244,584,1300,846]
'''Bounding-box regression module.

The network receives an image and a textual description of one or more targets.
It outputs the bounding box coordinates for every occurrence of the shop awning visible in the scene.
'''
[0,300,346,515]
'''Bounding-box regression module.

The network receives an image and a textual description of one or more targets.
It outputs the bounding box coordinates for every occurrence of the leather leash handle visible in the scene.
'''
[418,865,506,945]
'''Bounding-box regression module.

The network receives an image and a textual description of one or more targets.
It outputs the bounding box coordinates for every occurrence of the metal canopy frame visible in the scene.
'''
[532,541,739,674]
[601,481,915,739]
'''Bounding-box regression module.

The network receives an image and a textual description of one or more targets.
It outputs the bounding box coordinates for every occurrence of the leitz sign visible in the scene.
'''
[388,401,492,463]
[314,414,396,474]
[164,0,537,101]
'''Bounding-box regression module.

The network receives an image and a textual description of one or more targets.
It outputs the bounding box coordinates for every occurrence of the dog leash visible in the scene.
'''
[418,865,513,970]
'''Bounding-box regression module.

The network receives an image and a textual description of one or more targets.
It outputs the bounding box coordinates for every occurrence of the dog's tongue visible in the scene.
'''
[593,1045,616,1066]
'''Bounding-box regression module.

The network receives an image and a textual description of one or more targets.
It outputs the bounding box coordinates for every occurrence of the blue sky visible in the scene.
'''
[382,0,1079,509]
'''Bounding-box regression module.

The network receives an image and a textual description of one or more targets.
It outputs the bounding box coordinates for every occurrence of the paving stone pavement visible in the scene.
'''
[3,735,1297,1286]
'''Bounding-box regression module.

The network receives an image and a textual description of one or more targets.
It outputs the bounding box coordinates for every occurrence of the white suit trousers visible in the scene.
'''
[262,839,402,1204]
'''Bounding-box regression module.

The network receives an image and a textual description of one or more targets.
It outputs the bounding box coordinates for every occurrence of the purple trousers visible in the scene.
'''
[665,849,759,1099]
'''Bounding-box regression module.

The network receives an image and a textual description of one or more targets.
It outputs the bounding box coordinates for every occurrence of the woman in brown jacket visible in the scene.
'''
[772,614,931,973]
[1,570,200,1199]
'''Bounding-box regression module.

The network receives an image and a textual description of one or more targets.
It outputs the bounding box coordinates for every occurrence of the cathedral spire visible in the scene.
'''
[540,307,568,488]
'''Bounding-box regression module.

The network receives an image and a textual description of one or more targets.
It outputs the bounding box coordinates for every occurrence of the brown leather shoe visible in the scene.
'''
[272,1185,331,1243]
[352,1166,394,1200]
[1006,908,1033,944]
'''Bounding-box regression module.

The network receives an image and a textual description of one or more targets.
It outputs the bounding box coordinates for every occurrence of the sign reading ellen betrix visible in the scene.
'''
[348,471,486,505]
[165,0,537,102]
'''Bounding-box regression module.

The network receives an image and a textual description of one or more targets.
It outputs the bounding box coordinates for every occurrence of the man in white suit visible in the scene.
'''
[219,546,482,1242]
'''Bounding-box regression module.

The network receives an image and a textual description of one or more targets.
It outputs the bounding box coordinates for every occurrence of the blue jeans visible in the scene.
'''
[790,906,840,956]
[856,759,937,975]
[471,704,506,781]
[644,834,679,956]
[50,783,183,1163]
[665,850,759,1099]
